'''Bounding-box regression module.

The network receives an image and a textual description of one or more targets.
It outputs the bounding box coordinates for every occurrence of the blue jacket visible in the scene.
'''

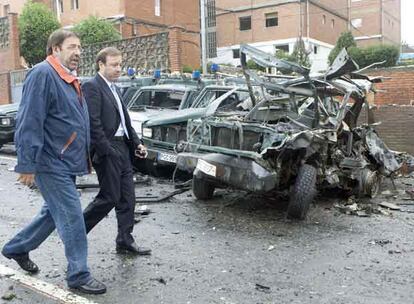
[14,59,91,175]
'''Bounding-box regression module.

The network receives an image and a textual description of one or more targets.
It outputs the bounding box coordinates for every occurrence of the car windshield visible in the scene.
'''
[194,89,251,109]
[128,90,185,110]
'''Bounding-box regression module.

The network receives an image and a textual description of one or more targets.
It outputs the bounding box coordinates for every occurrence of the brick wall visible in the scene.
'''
[0,13,21,104]
[359,105,414,155]
[364,66,414,105]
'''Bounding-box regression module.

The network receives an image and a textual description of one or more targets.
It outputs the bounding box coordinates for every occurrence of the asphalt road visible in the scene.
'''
[0,149,413,304]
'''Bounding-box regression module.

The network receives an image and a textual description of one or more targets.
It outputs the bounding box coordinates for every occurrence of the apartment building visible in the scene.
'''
[209,0,401,72]
[350,0,401,46]
[0,0,201,69]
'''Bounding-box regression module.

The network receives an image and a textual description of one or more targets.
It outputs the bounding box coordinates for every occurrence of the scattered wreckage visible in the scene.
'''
[176,45,401,220]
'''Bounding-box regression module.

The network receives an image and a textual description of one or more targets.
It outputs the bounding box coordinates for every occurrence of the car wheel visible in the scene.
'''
[287,164,317,220]
[192,176,215,200]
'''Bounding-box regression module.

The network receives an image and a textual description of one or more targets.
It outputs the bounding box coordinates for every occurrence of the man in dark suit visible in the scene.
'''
[82,47,151,255]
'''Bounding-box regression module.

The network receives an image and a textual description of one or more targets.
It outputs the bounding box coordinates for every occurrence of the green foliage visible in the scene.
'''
[275,49,291,61]
[329,30,399,69]
[246,59,265,71]
[289,37,311,68]
[328,31,356,64]
[18,1,60,66]
[398,59,414,66]
[73,16,121,45]
[349,44,400,68]
[182,65,194,73]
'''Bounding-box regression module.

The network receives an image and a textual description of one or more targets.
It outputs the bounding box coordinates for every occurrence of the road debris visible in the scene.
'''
[1,291,16,301]
[150,277,167,285]
[379,201,401,210]
[135,205,151,215]
[135,188,189,204]
[369,239,392,246]
[255,283,271,294]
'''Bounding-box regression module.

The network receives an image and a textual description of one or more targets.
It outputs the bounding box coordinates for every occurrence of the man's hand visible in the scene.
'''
[18,174,35,187]
[134,144,148,159]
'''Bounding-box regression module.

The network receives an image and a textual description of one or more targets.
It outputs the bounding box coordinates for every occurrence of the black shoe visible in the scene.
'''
[2,252,39,274]
[116,242,151,256]
[72,278,107,295]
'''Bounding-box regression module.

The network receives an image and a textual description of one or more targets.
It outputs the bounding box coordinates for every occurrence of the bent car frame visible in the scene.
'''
[177,45,400,220]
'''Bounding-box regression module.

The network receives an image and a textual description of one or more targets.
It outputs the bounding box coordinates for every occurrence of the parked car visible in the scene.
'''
[127,83,203,137]
[0,102,19,149]
[139,85,254,175]
[176,45,400,220]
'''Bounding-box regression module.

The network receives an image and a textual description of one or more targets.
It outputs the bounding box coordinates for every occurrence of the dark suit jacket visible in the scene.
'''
[82,73,141,161]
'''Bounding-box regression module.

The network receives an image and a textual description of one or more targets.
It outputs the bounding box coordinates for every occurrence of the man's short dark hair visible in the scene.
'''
[46,29,79,56]
[95,47,122,72]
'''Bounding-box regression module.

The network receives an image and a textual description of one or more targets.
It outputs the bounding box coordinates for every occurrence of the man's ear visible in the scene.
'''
[52,45,60,54]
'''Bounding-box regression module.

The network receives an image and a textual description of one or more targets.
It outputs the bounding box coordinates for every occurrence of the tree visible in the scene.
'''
[349,44,399,68]
[328,31,356,64]
[288,37,311,68]
[73,16,121,45]
[18,1,60,66]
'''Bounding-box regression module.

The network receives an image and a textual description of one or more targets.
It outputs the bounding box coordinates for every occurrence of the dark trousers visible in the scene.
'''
[83,139,135,246]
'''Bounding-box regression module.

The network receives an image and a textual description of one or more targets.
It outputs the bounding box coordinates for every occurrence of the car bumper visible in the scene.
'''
[177,152,278,193]
[0,129,14,145]
[146,147,178,166]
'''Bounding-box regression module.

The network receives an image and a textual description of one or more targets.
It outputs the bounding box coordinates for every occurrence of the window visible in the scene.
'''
[59,0,63,13]
[265,12,278,27]
[3,4,10,16]
[351,18,362,28]
[275,44,289,52]
[71,0,79,10]
[207,31,217,58]
[239,16,251,31]
[155,0,161,16]
[232,49,240,59]
[322,15,326,24]
[331,19,335,28]
[206,0,216,27]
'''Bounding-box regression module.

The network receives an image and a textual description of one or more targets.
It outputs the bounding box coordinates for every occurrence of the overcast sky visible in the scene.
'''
[401,0,413,46]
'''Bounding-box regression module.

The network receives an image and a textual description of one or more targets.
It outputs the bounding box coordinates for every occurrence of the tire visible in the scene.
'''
[287,164,317,220]
[192,176,215,200]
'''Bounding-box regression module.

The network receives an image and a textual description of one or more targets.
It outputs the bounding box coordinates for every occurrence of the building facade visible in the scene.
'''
[350,0,401,46]
[209,0,401,72]
[0,0,201,69]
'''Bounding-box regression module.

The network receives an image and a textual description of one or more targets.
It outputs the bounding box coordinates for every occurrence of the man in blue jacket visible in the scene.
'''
[1,29,106,295]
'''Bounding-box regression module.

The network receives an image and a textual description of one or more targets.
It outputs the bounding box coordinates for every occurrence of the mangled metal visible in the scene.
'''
[177,45,402,220]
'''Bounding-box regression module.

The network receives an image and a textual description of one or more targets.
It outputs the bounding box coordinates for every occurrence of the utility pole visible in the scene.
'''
[200,0,208,74]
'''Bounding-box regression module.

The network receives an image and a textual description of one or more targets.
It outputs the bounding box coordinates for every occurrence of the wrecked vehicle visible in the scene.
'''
[177,45,401,219]
[139,85,253,175]
[0,102,19,149]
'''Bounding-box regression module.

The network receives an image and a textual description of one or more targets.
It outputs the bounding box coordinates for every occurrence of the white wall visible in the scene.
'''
[210,37,334,73]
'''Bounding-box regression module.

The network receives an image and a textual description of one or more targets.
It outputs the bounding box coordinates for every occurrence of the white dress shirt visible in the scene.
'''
[98,72,129,138]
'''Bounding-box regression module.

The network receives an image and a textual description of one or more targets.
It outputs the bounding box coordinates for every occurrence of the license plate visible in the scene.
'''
[196,159,216,177]
[158,152,177,163]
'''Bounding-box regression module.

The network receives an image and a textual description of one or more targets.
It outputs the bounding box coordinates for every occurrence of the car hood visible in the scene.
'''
[128,108,178,135]
[145,108,206,127]
[0,103,19,116]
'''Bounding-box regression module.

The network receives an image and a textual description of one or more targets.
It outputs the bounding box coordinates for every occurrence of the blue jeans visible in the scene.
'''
[2,173,91,287]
